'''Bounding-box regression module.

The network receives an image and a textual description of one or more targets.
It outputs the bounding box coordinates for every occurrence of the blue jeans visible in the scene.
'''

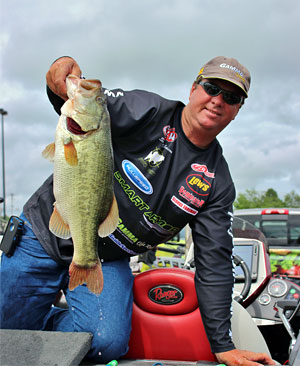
[0,214,134,363]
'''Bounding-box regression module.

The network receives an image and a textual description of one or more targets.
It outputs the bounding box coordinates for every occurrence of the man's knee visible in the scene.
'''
[87,327,131,363]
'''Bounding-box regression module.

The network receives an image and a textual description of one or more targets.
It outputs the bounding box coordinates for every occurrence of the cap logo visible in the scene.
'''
[219,63,243,76]
[198,67,204,76]
[219,63,246,83]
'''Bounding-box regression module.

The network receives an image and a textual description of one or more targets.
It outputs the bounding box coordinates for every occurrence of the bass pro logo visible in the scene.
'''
[186,174,211,196]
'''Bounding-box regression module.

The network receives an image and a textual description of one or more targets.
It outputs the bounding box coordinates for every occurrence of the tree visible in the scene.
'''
[233,188,300,209]
[234,189,263,209]
[284,190,300,207]
[260,188,285,208]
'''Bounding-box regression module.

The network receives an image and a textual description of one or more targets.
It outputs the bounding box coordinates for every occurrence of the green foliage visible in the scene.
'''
[261,188,285,208]
[284,190,300,207]
[234,188,300,209]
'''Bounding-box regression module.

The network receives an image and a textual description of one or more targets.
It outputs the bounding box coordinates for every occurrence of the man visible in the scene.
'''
[0,56,275,365]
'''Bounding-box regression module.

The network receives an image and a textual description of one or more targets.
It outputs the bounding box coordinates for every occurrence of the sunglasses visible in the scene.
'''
[198,81,244,105]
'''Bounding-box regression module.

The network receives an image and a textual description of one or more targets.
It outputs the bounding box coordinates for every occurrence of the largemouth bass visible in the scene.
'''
[42,75,119,295]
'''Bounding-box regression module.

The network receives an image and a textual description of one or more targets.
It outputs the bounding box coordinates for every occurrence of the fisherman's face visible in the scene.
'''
[186,78,243,135]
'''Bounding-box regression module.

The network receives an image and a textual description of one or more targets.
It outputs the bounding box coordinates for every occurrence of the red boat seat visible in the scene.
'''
[124,268,217,362]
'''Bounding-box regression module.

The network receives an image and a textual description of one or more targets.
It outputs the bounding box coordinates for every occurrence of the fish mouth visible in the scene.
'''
[67,117,87,135]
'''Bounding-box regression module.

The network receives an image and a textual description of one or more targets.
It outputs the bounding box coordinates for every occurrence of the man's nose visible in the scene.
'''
[211,93,224,105]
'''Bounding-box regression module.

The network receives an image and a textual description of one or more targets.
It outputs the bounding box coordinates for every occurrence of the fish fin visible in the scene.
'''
[98,194,119,237]
[49,204,71,239]
[64,139,78,166]
[42,142,55,162]
[69,259,103,295]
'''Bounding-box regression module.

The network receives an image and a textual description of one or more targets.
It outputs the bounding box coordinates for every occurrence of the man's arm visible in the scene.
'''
[190,177,275,365]
[191,183,236,353]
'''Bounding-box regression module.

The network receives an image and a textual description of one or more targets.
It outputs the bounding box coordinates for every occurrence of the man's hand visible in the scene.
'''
[46,56,82,101]
[215,349,276,366]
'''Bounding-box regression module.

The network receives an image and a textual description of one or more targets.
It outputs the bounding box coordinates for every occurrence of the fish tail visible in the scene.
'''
[69,259,103,295]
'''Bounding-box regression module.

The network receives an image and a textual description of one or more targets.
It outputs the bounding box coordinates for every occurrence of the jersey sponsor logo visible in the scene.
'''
[117,218,153,249]
[104,89,124,98]
[186,174,211,196]
[157,140,173,154]
[117,218,139,244]
[114,171,150,210]
[171,195,198,216]
[139,145,170,176]
[178,186,205,208]
[144,148,165,167]
[114,171,179,235]
[163,125,178,142]
[139,126,176,176]
[122,160,153,195]
[108,233,138,255]
[191,164,215,178]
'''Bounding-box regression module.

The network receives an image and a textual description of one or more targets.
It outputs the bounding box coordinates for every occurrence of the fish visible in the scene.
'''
[42,74,119,295]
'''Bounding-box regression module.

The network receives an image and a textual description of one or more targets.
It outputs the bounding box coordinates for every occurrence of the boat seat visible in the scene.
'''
[124,268,216,362]
[124,267,272,362]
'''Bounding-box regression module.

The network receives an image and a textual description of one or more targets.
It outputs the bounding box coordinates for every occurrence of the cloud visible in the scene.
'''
[1,0,300,216]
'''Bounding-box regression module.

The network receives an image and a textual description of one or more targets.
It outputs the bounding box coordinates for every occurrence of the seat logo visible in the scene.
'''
[148,285,184,305]
[122,160,153,195]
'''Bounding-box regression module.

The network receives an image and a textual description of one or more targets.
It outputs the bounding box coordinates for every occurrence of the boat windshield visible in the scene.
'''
[233,217,267,245]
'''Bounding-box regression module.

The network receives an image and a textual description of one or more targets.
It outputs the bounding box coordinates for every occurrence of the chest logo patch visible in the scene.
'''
[171,196,198,216]
[191,164,215,178]
[186,174,211,196]
[163,125,178,142]
[144,148,165,167]
[122,160,153,195]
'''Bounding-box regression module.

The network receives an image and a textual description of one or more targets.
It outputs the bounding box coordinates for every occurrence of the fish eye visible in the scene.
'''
[96,96,106,105]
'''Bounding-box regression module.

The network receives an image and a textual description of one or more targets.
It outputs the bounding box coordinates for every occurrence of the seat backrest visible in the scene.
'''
[124,268,216,362]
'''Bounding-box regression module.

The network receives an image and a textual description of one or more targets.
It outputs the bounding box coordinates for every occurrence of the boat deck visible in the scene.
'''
[0,329,219,366]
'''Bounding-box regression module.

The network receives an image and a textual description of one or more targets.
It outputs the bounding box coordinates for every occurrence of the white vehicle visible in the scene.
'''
[234,208,300,283]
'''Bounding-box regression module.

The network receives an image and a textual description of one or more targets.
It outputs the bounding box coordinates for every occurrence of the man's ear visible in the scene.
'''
[189,82,197,99]
[232,105,241,121]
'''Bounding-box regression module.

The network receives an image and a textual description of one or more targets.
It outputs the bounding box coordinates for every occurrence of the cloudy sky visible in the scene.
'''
[1,0,299,216]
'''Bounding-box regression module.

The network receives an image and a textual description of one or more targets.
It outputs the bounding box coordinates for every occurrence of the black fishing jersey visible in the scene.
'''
[23,85,236,354]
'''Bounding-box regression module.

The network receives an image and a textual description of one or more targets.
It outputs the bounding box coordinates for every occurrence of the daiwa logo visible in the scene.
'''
[122,160,153,195]
[191,164,215,178]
